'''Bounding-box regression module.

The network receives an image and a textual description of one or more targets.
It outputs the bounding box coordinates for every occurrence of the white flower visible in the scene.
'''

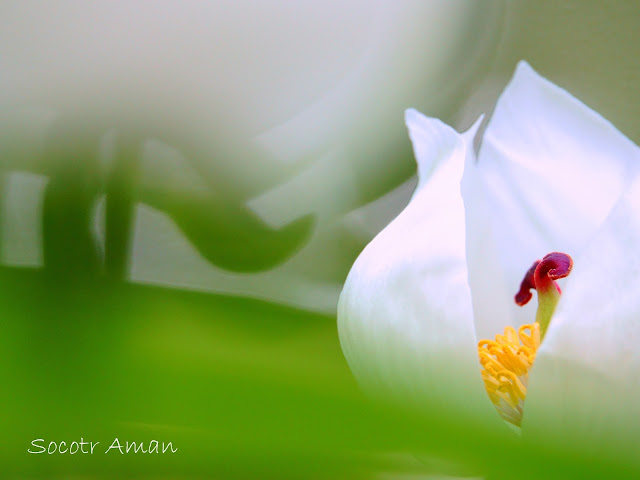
[337,61,640,464]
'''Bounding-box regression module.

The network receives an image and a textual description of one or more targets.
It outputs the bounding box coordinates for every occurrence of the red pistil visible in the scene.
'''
[514,252,573,337]
[514,252,573,306]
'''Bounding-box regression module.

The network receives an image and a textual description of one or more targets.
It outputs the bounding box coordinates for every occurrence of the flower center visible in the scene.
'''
[477,252,573,426]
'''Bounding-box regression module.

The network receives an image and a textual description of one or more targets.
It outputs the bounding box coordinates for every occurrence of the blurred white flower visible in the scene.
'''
[338,61,640,465]
[0,1,505,308]
[0,0,504,202]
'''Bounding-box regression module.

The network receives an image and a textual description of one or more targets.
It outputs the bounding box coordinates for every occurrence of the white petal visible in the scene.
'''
[523,173,640,465]
[470,61,640,331]
[338,109,496,424]
[461,122,513,340]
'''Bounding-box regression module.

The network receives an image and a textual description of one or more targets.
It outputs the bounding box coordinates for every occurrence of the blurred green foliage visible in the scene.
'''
[1,267,638,479]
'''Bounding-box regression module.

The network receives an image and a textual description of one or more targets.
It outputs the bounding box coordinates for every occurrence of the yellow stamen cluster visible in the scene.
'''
[478,323,540,426]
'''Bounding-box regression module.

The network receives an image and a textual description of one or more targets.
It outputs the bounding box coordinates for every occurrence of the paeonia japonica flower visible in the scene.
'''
[337,61,640,466]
